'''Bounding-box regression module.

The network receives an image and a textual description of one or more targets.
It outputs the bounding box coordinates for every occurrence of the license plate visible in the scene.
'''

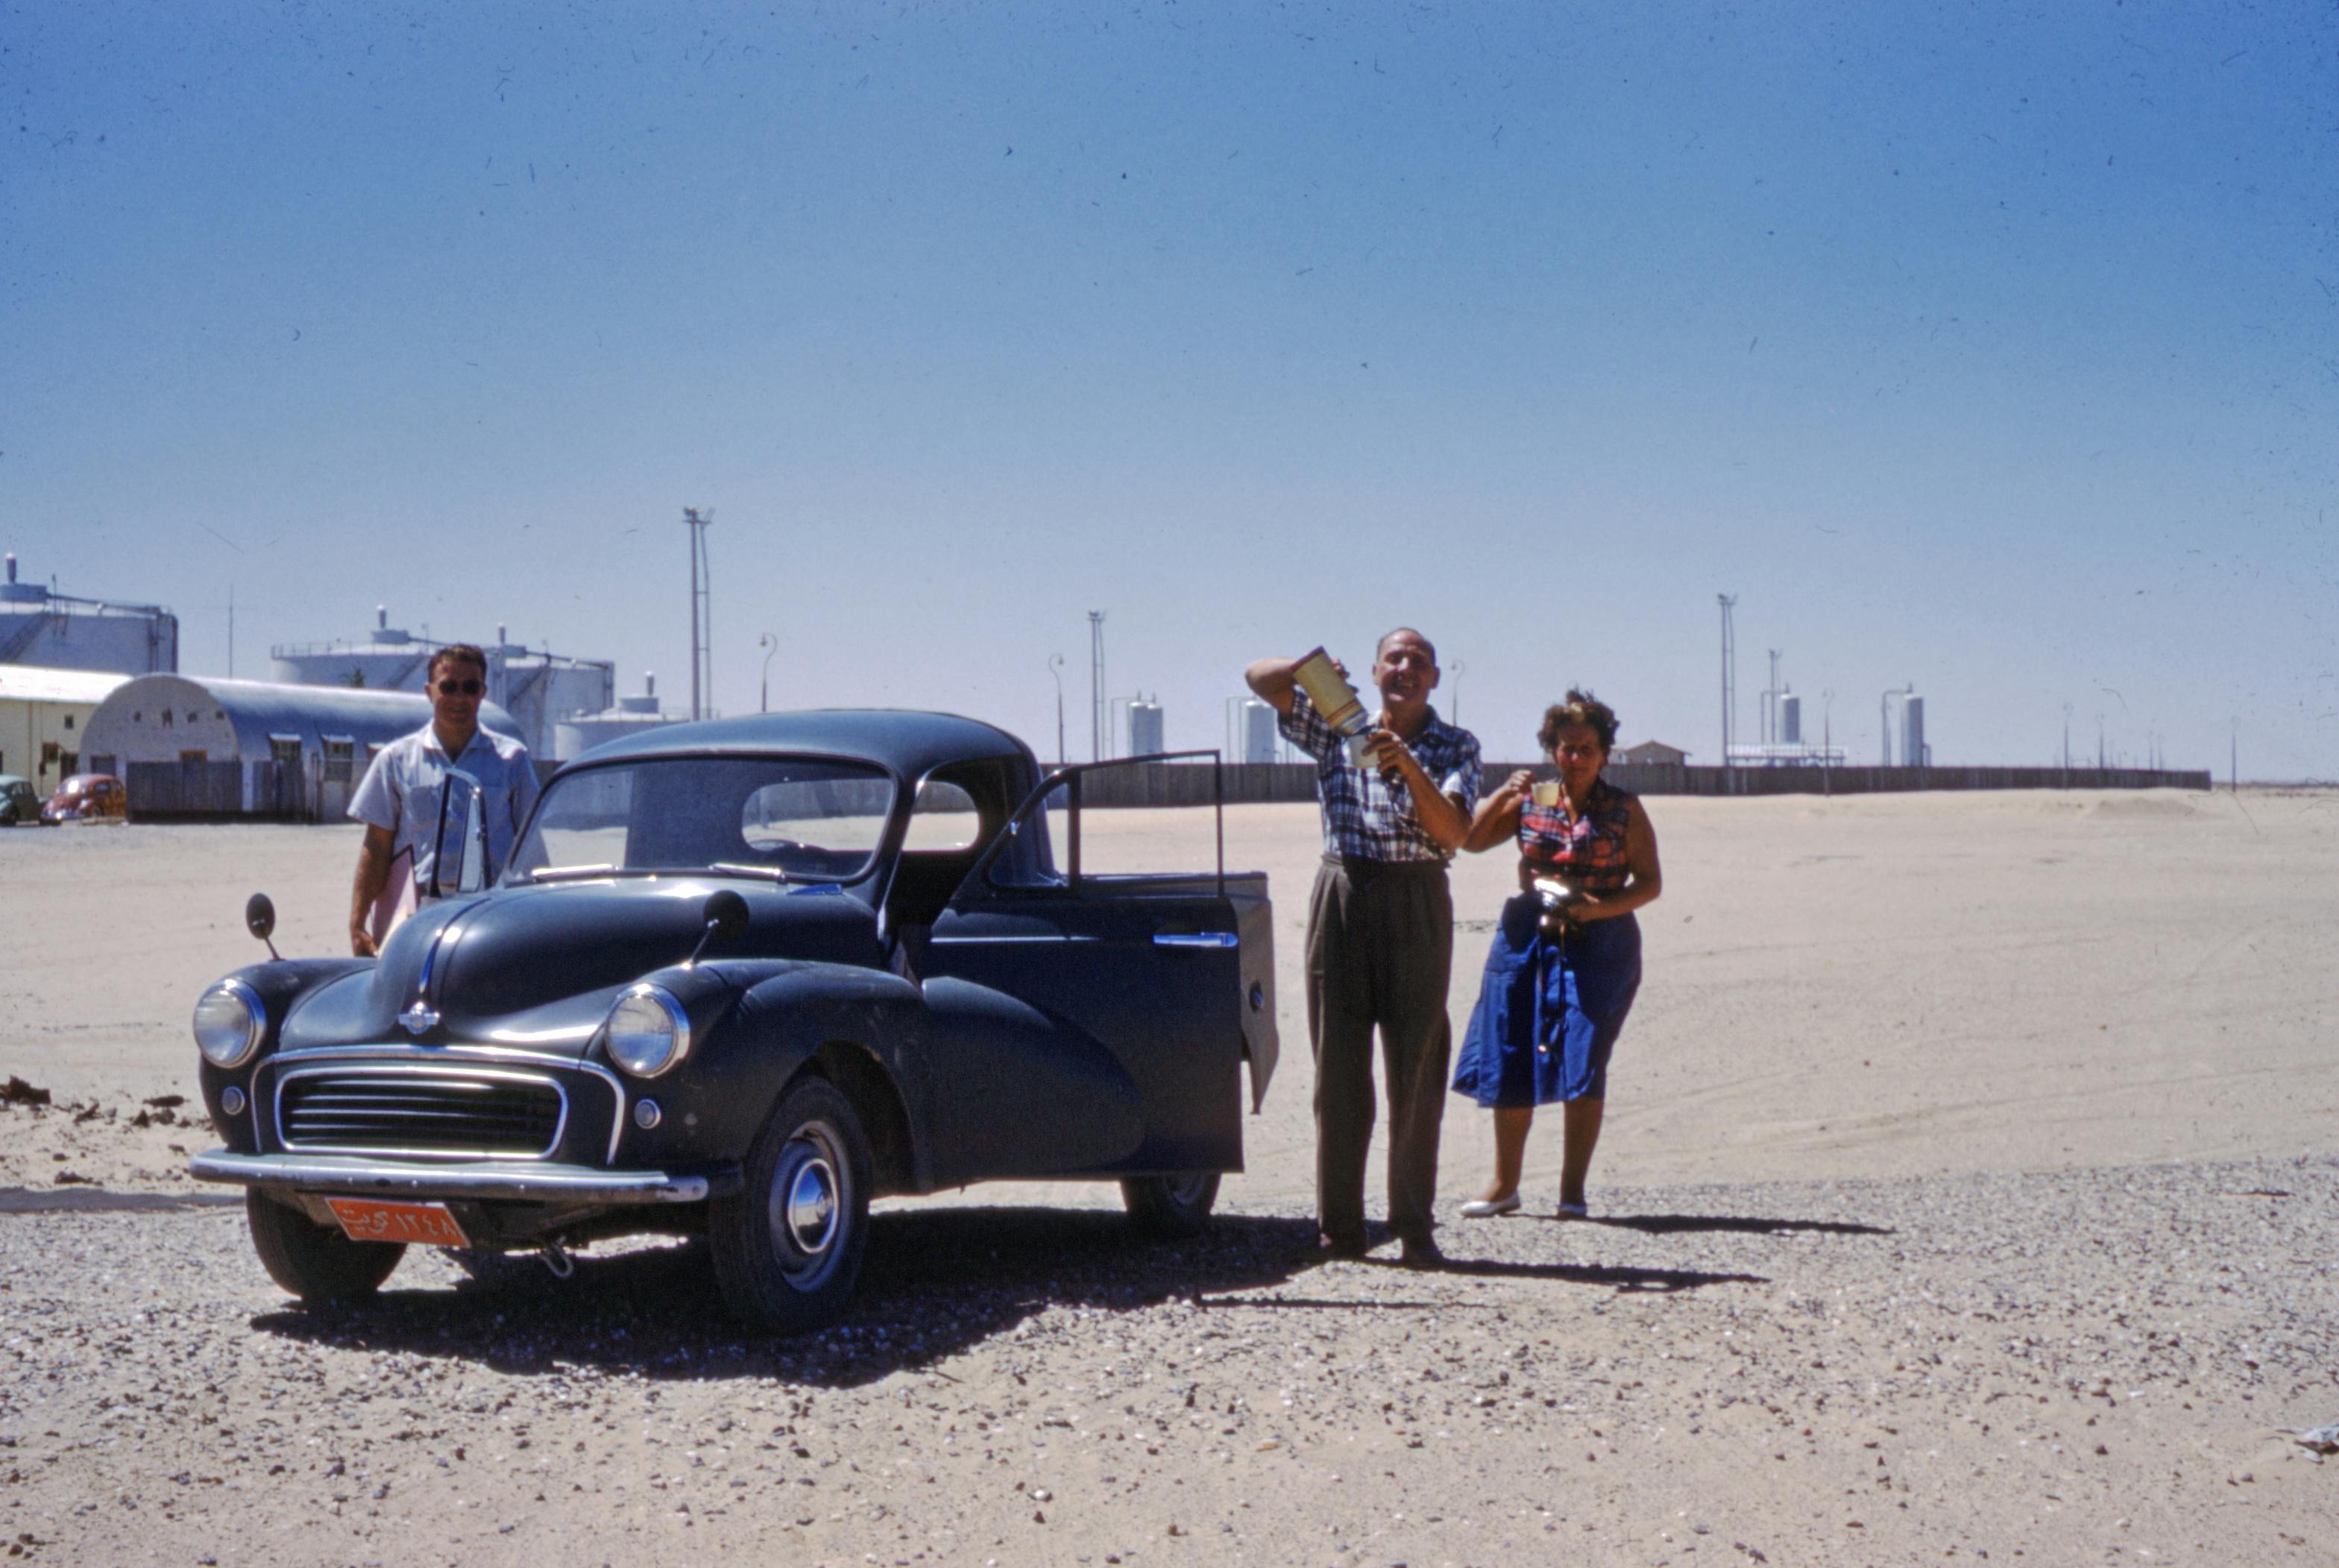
[325,1197,470,1247]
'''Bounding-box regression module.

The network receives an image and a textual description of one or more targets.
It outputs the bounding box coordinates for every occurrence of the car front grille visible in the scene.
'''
[277,1068,567,1158]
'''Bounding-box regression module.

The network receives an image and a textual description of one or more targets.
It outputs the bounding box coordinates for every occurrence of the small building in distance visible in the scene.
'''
[0,664,130,792]
[270,607,614,762]
[0,555,178,676]
[1614,740,1689,768]
[81,674,522,822]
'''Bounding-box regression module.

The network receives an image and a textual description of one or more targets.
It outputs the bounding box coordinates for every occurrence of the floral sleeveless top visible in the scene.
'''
[1518,777,1634,894]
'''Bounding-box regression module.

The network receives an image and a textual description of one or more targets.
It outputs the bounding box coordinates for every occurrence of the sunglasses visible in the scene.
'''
[436,678,484,696]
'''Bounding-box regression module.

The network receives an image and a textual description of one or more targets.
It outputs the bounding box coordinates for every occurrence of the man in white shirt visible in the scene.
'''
[346,643,541,956]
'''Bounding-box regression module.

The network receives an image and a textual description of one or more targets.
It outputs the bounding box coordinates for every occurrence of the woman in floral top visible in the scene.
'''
[1450,690,1663,1219]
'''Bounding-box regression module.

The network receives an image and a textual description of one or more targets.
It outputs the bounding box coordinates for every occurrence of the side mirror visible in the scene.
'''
[245,892,282,962]
[684,889,750,969]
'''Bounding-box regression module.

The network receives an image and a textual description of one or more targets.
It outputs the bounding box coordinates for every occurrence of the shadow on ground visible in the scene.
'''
[250,1203,1783,1385]
[1571,1211,1894,1238]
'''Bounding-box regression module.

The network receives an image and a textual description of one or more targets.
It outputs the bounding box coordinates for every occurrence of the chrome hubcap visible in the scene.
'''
[784,1156,838,1256]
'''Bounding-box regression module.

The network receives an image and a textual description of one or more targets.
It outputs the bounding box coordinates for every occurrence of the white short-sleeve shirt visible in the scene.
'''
[348,722,541,896]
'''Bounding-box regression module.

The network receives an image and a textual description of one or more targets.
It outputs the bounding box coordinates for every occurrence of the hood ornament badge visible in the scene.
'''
[399,1001,441,1036]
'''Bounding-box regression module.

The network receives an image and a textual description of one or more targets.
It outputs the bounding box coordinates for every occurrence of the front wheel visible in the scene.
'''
[1120,1171,1220,1238]
[245,1191,405,1303]
[709,1077,873,1332]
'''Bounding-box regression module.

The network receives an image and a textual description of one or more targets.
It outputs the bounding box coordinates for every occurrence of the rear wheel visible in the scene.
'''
[709,1077,872,1332]
[245,1191,405,1303]
[1120,1171,1220,1238]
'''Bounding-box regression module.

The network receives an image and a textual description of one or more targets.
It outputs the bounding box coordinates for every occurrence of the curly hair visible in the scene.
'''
[1537,688,1618,755]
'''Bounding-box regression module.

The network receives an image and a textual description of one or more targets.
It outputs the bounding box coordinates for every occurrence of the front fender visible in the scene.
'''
[195,958,374,1151]
[605,961,931,1181]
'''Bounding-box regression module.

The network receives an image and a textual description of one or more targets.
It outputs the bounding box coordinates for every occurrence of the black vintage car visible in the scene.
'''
[189,711,1278,1330]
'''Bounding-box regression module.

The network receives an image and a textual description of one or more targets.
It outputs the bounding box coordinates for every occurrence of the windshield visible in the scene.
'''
[508,756,895,884]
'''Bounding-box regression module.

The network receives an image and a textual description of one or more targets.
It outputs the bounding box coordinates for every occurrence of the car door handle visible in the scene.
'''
[1153,931,1238,948]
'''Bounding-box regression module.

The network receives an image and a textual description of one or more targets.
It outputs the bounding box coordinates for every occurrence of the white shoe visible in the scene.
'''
[1459,1194,1522,1218]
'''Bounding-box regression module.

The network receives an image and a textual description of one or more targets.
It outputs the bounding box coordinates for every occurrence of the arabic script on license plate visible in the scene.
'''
[325,1197,469,1247]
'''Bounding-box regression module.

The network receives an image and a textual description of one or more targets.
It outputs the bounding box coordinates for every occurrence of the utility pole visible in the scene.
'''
[2230,720,2238,793]
[1763,647,1783,746]
[683,508,714,721]
[1716,594,1738,771]
[2096,713,2106,772]
[1088,611,1107,761]
[1048,654,1066,765]
[227,583,236,679]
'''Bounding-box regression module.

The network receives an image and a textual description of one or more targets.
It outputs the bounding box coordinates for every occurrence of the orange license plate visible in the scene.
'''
[325,1197,470,1247]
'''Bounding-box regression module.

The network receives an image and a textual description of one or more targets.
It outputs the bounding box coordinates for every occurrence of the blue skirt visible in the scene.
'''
[1450,895,1642,1109]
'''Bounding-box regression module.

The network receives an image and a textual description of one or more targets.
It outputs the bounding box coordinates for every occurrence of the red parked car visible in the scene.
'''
[40,773,128,825]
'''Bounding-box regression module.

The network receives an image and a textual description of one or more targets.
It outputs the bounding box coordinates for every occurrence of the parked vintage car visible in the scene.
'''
[0,775,40,825]
[189,711,1277,1330]
[40,773,127,825]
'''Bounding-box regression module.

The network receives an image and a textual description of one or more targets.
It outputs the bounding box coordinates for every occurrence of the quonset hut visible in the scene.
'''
[80,675,522,822]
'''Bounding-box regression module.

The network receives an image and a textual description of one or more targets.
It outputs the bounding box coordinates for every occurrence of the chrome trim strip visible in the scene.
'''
[265,1042,629,1163]
[274,1062,569,1162]
[482,1023,600,1045]
[1152,931,1239,948]
[928,933,1098,945]
[189,1150,709,1204]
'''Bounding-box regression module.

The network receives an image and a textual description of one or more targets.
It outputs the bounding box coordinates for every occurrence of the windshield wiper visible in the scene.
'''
[709,862,790,884]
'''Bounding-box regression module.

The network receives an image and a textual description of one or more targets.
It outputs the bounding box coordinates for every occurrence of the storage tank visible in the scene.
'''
[1127,698,1165,756]
[553,673,686,761]
[1777,692,1801,746]
[0,555,178,675]
[1239,698,1279,764]
[271,607,615,761]
[1901,693,1926,769]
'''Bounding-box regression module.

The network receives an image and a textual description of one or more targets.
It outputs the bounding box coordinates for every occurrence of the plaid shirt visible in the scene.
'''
[1281,689,1482,863]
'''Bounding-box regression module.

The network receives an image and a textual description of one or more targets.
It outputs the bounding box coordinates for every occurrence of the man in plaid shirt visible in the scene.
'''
[1245,629,1480,1267]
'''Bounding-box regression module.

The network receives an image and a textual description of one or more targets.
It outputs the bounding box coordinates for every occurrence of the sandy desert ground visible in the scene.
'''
[1,787,2334,1566]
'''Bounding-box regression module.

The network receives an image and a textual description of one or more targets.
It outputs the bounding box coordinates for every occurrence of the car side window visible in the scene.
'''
[902,779,981,851]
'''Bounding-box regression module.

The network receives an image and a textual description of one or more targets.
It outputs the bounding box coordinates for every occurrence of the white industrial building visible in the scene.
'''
[0,665,130,791]
[270,608,614,762]
[0,555,178,675]
[81,675,523,821]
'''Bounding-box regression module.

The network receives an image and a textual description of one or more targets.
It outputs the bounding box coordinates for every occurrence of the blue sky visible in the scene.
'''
[7,2,2334,775]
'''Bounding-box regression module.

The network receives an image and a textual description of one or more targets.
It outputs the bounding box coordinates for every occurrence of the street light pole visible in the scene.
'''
[1047,654,1065,765]
[758,632,775,714]
[1449,660,1465,728]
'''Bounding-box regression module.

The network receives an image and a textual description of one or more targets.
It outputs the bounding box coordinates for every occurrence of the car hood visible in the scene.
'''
[280,879,887,1057]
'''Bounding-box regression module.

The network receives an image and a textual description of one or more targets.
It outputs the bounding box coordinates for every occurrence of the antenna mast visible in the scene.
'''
[1088,611,1108,761]
[1716,594,1738,769]
[684,508,714,720]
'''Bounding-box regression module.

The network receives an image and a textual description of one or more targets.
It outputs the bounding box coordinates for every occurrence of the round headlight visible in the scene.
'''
[192,980,265,1068]
[606,984,690,1078]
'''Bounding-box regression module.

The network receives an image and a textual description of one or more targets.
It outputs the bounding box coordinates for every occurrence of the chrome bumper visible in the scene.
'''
[189,1150,723,1204]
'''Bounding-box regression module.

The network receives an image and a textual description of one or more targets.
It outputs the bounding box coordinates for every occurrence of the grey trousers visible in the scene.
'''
[1304,857,1454,1247]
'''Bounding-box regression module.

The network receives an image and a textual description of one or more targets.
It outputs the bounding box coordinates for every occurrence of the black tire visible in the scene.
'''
[245,1191,405,1303]
[1120,1171,1221,1238]
[709,1076,873,1332]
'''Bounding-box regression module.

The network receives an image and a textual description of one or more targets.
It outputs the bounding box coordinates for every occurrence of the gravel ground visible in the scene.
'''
[2,1148,2331,1567]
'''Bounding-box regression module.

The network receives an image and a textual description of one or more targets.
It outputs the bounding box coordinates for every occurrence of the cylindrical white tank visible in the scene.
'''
[1902,693,1926,769]
[1777,693,1801,746]
[1128,699,1165,756]
[1240,698,1278,764]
